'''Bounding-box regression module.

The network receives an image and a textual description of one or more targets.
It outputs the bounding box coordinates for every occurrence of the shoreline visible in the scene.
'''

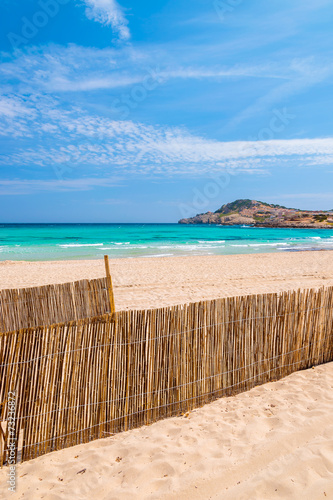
[0,243,332,263]
[179,222,333,229]
[1,250,333,310]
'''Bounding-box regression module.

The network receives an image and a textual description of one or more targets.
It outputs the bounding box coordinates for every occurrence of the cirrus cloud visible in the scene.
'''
[81,0,130,41]
[0,96,333,177]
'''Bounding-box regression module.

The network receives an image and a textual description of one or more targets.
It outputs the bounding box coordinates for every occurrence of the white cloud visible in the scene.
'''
[307,155,333,166]
[0,96,35,118]
[223,58,333,131]
[81,0,130,41]
[0,96,38,137]
[0,45,154,93]
[1,97,333,176]
[1,44,323,95]
[1,43,332,180]
[0,177,122,195]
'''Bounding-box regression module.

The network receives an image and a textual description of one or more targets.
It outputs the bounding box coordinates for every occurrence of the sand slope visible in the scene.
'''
[1,362,333,500]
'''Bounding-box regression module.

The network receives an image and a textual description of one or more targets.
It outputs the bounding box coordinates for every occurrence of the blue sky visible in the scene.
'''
[0,0,332,222]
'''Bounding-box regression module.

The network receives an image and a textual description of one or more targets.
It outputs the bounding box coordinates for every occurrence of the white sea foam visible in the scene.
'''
[198,240,225,244]
[59,243,104,248]
[99,247,132,250]
[142,253,174,258]
[99,245,148,250]
[231,243,289,247]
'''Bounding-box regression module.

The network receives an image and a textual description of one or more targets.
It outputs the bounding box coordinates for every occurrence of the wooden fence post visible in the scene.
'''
[104,255,116,314]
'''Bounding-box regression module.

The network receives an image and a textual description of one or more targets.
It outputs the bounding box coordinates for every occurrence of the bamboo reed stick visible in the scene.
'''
[104,255,116,315]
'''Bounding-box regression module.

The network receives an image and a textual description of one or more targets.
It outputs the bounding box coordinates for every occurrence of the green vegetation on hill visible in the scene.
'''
[314,214,328,222]
[260,201,289,209]
[215,199,254,214]
[215,199,294,215]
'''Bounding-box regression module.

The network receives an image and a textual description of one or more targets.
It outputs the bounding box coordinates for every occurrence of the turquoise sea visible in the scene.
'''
[1,224,333,261]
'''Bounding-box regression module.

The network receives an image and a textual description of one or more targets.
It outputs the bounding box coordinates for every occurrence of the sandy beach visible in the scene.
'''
[1,362,333,500]
[1,250,333,499]
[0,250,333,310]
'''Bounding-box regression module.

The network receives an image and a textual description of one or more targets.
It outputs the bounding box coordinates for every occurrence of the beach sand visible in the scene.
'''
[1,362,333,500]
[1,250,333,499]
[0,250,333,310]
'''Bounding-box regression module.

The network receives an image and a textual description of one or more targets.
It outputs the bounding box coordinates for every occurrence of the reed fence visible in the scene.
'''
[0,277,111,333]
[1,285,333,467]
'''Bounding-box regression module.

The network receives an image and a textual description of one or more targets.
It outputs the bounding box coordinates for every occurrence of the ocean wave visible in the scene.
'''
[58,243,104,248]
[231,243,289,247]
[99,246,148,250]
[142,253,174,258]
[279,246,316,251]
[198,240,225,244]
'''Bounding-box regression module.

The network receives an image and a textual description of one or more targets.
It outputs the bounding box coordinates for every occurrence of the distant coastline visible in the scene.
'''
[179,199,333,229]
